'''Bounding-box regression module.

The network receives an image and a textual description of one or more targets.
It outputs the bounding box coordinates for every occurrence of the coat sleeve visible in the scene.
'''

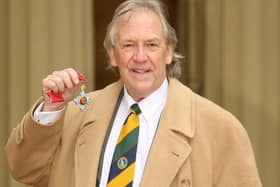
[192,94,262,187]
[212,114,262,186]
[5,100,65,186]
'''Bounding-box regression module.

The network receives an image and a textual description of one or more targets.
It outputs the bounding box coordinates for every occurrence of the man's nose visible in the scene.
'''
[133,45,147,62]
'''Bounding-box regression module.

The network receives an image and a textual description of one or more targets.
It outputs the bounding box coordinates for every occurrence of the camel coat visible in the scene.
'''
[5,78,262,187]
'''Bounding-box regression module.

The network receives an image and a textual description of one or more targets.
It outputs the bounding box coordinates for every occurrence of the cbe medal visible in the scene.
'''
[73,84,92,111]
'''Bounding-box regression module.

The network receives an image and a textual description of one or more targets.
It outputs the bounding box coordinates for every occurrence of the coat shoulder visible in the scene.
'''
[194,93,246,136]
[169,78,246,137]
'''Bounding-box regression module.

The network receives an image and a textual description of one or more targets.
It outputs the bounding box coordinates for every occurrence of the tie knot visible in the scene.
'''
[131,103,141,115]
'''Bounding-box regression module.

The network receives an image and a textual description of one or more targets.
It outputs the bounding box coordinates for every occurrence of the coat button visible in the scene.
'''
[181,179,192,186]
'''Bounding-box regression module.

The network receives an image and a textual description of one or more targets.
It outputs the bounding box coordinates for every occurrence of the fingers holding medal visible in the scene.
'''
[41,68,88,111]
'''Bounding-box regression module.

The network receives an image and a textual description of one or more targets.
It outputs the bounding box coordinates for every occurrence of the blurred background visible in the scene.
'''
[0,0,279,186]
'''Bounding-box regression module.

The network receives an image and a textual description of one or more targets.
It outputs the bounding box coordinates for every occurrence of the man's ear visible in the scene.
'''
[107,47,118,67]
[165,44,174,65]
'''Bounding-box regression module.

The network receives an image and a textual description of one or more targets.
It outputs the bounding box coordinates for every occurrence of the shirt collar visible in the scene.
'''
[123,78,169,121]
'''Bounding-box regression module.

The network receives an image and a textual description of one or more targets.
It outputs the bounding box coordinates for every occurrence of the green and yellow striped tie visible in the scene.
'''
[107,103,141,187]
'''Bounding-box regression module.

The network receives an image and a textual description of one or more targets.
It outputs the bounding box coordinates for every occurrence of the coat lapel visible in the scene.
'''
[141,78,195,186]
[75,81,123,187]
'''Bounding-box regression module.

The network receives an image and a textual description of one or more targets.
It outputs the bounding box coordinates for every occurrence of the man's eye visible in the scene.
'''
[123,44,134,48]
[147,43,158,48]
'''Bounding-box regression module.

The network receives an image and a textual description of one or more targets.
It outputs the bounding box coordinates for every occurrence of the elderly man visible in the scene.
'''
[6,0,262,186]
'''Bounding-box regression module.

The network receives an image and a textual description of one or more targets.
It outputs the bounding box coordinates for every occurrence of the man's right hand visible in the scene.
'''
[41,68,83,112]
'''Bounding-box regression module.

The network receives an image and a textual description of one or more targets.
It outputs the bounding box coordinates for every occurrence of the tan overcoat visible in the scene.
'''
[5,78,262,187]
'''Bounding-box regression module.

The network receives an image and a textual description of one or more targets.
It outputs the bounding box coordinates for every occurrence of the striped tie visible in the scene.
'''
[107,103,141,187]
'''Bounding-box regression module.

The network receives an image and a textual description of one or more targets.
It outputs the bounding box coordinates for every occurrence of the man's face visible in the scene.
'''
[108,9,174,101]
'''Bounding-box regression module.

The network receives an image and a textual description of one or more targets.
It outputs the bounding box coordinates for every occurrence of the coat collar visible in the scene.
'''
[165,78,195,138]
[75,78,196,187]
[140,78,195,186]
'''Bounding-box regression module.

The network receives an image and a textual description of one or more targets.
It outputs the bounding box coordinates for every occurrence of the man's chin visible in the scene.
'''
[126,85,152,101]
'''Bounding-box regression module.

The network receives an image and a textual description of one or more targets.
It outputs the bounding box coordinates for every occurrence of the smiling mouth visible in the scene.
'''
[131,69,151,74]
